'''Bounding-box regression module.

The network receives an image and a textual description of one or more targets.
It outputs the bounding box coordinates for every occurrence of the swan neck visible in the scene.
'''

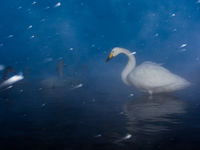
[121,50,136,85]
[58,62,64,77]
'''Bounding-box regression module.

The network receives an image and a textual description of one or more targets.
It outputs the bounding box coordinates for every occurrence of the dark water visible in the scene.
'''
[0,79,200,150]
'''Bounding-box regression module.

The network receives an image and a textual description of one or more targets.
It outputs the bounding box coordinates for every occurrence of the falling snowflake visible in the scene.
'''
[32,1,37,5]
[27,25,32,29]
[55,2,61,7]
[7,35,14,38]
[171,13,176,17]
[30,35,35,39]
[180,43,187,48]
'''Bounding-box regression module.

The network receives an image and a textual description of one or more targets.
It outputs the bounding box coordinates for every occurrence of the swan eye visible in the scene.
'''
[111,51,115,56]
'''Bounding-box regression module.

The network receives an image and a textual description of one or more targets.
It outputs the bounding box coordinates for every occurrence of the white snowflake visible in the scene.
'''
[55,2,61,7]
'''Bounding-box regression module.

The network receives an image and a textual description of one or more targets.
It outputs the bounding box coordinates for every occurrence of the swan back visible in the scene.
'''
[127,62,190,93]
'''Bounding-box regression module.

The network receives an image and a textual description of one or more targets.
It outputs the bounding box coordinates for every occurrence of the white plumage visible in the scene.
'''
[107,47,190,94]
[128,61,190,93]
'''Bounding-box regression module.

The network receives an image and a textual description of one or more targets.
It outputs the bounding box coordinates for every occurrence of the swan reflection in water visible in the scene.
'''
[123,94,187,143]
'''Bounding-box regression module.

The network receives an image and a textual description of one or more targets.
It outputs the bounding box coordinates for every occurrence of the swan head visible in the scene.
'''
[106,47,136,62]
[106,47,124,62]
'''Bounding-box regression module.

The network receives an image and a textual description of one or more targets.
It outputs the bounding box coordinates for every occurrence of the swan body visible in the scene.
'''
[40,60,82,90]
[40,60,66,90]
[106,47,190,94]
[40,77,65,89]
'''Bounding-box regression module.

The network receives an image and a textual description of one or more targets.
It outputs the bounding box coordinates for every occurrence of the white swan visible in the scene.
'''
[40,60,83,90]
[106,47,191,94]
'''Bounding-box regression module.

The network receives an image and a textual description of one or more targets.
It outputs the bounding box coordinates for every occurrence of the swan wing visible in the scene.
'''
[128,61,190,91]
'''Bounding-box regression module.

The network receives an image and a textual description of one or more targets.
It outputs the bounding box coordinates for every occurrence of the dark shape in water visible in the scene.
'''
[2,66,16,80]
[25,67,30,79]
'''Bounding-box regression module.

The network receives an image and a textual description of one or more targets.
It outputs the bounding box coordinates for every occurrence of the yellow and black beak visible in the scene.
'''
[106,53,113,62]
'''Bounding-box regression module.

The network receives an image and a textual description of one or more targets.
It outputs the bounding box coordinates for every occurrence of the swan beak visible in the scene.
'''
[106,53,113,62]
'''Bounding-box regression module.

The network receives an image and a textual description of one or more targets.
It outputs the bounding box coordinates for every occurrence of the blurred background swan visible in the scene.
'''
[40,60,67,90]
[40,60,85,98]
[0,66,24,99]
[106,47,191,94]
[0,66,16,99]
